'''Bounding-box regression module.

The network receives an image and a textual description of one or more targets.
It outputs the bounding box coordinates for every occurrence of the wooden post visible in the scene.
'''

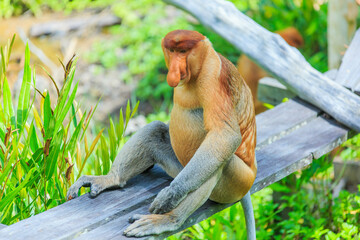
[328,0,358,69]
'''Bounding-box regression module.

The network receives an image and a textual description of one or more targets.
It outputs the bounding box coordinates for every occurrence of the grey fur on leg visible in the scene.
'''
[240,191,256,240]
[124,169,222,237]
[67,121,183,200]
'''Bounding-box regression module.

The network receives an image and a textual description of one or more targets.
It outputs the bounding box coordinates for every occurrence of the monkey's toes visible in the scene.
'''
[129,214,143,223]
[123,214,180,237]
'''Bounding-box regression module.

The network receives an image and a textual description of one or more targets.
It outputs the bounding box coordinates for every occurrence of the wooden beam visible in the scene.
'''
[328,0,358,69]
[163,0,360,132]
[335,28,360,93]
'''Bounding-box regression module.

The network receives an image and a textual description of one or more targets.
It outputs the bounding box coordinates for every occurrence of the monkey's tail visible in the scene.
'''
[240,191,256,240]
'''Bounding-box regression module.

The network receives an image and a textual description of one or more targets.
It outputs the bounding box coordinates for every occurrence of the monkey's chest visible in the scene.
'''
[169,106,206,166]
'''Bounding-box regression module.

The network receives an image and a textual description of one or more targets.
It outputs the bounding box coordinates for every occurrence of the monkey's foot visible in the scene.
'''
[123,213,182,237]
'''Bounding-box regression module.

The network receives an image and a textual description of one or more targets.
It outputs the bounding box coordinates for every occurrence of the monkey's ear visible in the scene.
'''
[161,38,169,68]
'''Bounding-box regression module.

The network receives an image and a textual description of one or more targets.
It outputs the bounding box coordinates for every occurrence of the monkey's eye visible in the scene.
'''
[170,48,175,52]
[180,49,187,53]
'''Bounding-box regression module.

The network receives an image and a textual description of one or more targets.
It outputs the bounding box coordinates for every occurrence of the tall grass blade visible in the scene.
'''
[54,81,78,134]
[3,76,15,128]
[45,129,63,180]
[17,43,31,130]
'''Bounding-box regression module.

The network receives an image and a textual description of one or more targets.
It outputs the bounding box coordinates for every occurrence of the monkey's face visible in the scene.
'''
[162,30,205,88]
[162,43,191,87]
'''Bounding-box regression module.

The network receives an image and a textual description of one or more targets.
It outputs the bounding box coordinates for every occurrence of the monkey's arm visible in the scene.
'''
[150,124,241,214]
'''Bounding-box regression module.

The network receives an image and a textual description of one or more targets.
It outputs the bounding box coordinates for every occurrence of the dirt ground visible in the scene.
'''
[1,10,135,123]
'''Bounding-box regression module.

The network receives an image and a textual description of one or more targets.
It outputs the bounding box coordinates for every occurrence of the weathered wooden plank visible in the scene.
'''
[335,28,360,93]
[70,116,349,240]
[0,167,170,240]
[257,77,296,105]
[256,98,321,148]
[257,70,337,106]
[163,0,360,132]
[253,116,348,192]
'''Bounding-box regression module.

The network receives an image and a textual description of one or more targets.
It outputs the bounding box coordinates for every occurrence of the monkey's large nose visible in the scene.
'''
[167,60,181,87]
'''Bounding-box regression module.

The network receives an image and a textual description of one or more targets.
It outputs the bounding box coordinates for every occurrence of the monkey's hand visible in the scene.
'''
[149,186,186,214]
[67,175,119,200]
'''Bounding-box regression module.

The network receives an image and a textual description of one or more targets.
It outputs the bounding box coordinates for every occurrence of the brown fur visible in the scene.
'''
[237,27,304,114]
[164,30,256,202]
[163,30,205,51]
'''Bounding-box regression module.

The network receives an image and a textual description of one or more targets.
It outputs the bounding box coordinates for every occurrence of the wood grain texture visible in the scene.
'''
[335,28,360,93]
[256,98,321,148]
[163,0,360,132]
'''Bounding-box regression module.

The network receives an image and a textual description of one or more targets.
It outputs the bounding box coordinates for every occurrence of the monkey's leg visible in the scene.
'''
[123,169,222,237]
[67,121,183,200]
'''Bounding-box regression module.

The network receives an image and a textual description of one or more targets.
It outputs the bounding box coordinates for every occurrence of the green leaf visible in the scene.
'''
[130,100,140,118]
[109,118,117,161]
[3,76,15,128]
[7,35,15,62]
[117,108,124,138]
[0,168,38,212]
[29,123,39,153]
[80,99,99,140]
[66,112,86,156]
[0,157,15,186]
[1,47,5,74]
[45,129,63,180]
[54,70,75,119]
[125,100,131,128]
[43,93,53,138]
[100,135,110,174]
[71,104,78,128]
[54,81,79,134]
[17,43,31,130]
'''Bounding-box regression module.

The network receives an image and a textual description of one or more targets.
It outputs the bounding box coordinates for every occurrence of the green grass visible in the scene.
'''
[0,36,139,224]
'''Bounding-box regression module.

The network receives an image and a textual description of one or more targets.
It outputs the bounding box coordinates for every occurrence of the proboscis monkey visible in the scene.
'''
[67,30,257,239]
[237,27,304,114]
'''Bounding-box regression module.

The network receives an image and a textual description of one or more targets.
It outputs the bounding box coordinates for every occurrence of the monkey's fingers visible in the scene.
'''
[149,186,185,214]
[66,175,92,201]
[89,184,104,198]
[128,214,143,223]
[66,184,81,200]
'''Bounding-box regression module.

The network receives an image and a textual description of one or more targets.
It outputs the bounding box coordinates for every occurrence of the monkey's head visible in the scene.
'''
[162,30,208,87]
